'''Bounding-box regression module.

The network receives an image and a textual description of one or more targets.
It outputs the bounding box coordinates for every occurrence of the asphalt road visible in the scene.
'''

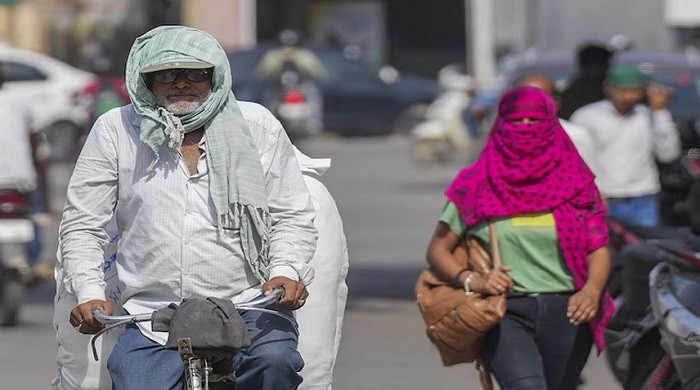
[0,133,621,389]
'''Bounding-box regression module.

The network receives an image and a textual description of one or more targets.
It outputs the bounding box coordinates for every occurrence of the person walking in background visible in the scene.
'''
[514,73,601,180]
[559,44,613,120]
[425,86,614,389]
[570,65,681,227]
[0,71,46,269]
[56,25,317,390]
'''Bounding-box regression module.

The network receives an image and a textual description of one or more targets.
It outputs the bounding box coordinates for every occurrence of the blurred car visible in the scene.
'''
[227,44,438,136]
[0,44,98,161]
[468,49,700,149]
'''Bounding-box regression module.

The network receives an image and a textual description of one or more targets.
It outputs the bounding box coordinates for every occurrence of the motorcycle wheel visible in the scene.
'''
[0,273,25,326]
[624,330,665,390]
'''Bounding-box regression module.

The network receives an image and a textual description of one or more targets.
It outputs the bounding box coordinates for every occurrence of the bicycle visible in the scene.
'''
[90,288,295,390]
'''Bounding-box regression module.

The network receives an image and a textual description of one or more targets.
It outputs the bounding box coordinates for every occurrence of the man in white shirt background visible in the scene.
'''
[570,65,681,226]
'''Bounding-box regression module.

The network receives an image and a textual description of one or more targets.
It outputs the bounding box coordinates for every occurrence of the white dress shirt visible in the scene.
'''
[570,100,681,198]
[57,101,316,344]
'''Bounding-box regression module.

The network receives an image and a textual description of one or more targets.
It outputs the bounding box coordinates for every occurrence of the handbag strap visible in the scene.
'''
[487,221,502,269]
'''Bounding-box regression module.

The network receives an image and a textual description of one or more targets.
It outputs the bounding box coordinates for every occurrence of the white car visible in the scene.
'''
[0,44,98,160]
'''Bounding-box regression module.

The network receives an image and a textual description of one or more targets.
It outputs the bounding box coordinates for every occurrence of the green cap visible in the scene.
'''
[606,65,646,87]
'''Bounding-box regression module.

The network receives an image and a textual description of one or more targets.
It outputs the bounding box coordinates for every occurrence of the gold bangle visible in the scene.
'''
[452,267,470,287]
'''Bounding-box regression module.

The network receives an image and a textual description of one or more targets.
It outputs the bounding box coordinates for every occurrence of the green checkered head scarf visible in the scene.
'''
[125,25,271,282]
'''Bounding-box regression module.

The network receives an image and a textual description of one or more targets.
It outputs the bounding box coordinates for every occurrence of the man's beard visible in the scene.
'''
[156,89,211,116]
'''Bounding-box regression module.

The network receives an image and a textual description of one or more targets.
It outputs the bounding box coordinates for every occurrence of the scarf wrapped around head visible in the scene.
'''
[446,86,614,351]
[125,25,272,282]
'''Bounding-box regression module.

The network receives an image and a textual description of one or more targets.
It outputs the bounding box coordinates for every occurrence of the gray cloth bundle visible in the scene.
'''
[152,297,251,358]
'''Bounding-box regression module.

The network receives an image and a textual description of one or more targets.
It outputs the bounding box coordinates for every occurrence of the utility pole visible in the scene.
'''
[465,0,496,87]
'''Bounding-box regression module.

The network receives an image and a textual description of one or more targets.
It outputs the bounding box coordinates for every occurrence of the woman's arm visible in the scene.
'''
[426,222,463,284]
[426,222,513,294]
[567,245,612,325]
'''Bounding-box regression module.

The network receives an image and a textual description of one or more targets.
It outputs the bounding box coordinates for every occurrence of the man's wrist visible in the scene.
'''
[268,265,299,282]
[76,287,107,305]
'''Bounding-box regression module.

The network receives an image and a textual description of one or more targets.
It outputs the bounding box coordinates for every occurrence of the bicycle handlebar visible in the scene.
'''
[92,287,286,324]
[89,287,291,361]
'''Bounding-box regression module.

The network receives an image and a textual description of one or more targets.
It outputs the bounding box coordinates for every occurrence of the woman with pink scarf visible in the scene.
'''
[426,86,614,389]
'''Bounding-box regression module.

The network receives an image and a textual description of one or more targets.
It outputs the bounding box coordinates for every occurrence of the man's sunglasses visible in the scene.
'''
[151,68,213,84]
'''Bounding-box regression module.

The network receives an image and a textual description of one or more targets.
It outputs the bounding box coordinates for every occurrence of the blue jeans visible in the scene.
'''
[607,194,660,227]
[483,293,593,390]
[107,306,303,390]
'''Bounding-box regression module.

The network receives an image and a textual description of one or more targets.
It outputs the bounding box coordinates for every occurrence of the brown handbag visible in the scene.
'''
[415,222,506,372]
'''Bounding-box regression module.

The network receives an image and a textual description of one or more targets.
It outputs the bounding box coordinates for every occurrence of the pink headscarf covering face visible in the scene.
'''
[446,86,614,351]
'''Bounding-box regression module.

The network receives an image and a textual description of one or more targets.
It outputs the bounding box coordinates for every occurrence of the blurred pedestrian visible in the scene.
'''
[0,69,46,265]
[559,44,613,120]
[570,65,681,226]
[57,25,317,390]
[515,73,601,181]
[426,86,614,390]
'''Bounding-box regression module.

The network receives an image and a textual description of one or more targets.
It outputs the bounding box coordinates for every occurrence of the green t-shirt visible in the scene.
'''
[438,202,575,293]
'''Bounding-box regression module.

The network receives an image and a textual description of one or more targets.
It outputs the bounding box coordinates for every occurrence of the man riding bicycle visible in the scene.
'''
[58,25,317,390]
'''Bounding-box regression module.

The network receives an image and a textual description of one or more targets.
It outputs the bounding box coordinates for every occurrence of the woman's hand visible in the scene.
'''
[470,266,513,295]
[567,246,611,325]
[567,285,601,325]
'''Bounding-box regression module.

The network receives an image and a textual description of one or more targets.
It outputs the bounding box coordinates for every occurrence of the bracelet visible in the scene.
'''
[452,267,470,287]
[463,272,476,296]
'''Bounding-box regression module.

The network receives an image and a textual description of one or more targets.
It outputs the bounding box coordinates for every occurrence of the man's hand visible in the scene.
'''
[262,276,309,311]
[647,83,674,111]
[567,285,601,325]
[70,299,114,334]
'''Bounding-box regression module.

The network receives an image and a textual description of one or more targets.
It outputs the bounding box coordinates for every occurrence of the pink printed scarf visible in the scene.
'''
[445,86,614,351]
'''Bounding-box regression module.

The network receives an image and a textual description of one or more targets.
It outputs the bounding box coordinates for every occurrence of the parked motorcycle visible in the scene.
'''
[604,162,700,388]
[409,63,474,164]
[646,238,700,389]
[0,189,34,326]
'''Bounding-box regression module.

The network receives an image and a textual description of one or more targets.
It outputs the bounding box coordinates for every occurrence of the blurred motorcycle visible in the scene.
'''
[273,67,314,142]
[0,189,34,326]
[646,239,700,389]
[604,172,700,389]
[410,64,474,164]
[604,222,700,389]
[658,148,700,226]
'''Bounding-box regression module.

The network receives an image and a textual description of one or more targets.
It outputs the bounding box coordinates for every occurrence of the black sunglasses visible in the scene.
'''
[151,68,213,84]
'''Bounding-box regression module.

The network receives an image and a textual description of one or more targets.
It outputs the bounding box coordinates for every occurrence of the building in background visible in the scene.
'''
[1,0,696,86]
